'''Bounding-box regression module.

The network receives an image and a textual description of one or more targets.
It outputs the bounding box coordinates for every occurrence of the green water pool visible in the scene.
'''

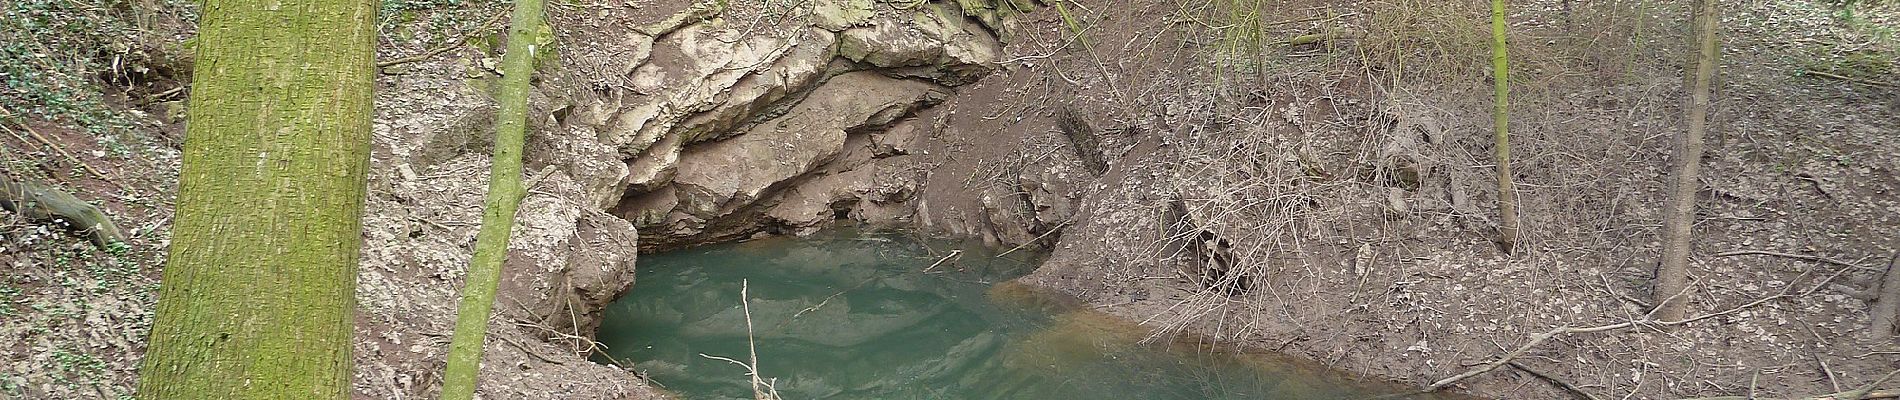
[595,230,1445,400]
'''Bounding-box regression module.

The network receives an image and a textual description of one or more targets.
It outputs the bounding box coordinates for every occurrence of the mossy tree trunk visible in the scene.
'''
[1489,0,1520,254]
[1655,0,1721,322]
[135,0,376,397]
[439,0,544,398]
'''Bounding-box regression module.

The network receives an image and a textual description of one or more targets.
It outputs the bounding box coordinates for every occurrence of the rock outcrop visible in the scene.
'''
[355,0,1022,398]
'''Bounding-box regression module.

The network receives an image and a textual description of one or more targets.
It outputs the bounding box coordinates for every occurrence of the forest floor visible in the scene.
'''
[957,1,1900,399]
[0,0,190,392]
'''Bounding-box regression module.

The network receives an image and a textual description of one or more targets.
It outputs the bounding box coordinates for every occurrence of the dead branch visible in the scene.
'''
[921,249,964,273]
[1509,361,1604,400]
[0,107,118,185]
[495,332,565,365]
[1391,264,1853,397]
[780,275,879,329]
[0,174,126,247]
[1800,70,1895,88]
[1845,369,1900,400]
[1678,369,1900,399]
[1676,390,1900,400]
[1716,250,1882,272]
[995,219,1073,258]
[376,11,506,69]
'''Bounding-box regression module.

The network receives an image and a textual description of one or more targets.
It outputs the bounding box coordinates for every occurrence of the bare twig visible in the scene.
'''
[995,219,1073,258]
[376,11,507,68]
[1800,70,1895,88]
[1821,356,1843,393]
[0,107,118,185]
[496,332,565,365]
[781,275,877,327]
[1393,265,1853,397]
[1715,250,1881,272]
[1843,369,1900,400]
[697,279,781,400]
[1676,386,1900,400]
[1510,361,1605,400]
[921,249,964,273]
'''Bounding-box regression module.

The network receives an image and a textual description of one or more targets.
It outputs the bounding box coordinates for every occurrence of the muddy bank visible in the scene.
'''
[904,2,1900,400]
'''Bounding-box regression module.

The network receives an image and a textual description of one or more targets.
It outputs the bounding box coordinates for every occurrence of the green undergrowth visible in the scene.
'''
[1812,1,1897,80]
[380,0,507,50]
[0,0,192,134]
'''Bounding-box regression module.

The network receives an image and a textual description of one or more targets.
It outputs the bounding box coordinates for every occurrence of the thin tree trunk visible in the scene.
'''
[135,0,376,397]
[1489,0,1520,254]
[439,0,544,397]
[1655,0,1721,322]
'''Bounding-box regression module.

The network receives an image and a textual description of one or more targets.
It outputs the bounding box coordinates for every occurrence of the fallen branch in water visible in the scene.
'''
[921,249,963,273]
[697,279,782,400]
[1386,263,1855,398]
[781,275,879,328]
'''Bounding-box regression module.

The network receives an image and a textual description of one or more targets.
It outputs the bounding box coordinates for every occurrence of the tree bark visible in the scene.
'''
[439,0,544,398]
[1871,255,1900,340]
[135,0,376,397]
[1489,0,1520,254]
[1655,0,1722,321]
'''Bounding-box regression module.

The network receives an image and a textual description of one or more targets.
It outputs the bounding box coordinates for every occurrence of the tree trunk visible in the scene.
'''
[439,0,544,398]
[135,0,376,397]
[1654,0,1721,322]
[1870,255,1900,340]
[1489,0,1520,254]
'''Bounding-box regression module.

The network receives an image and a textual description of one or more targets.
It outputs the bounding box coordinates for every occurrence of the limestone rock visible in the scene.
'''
[812,0,875,31]
[838,4,1001,85]
[672,28,837,143]
[670,72,948,218]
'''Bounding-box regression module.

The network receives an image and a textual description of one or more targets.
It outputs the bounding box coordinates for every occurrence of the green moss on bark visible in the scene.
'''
[135,0,377,397]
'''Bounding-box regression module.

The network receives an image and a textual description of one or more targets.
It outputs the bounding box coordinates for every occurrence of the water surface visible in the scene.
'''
[596,230,1443,400]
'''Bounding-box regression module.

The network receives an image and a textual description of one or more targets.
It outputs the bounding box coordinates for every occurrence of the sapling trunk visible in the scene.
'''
[1655,0,1722,322]
[439,0,544,397]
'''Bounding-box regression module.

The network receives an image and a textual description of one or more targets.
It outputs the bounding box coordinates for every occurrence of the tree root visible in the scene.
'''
[0,174,125,247]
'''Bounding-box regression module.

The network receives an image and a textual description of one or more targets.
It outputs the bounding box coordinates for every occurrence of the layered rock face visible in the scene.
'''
[572,0,1019,251]
[354,1,1036,398]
